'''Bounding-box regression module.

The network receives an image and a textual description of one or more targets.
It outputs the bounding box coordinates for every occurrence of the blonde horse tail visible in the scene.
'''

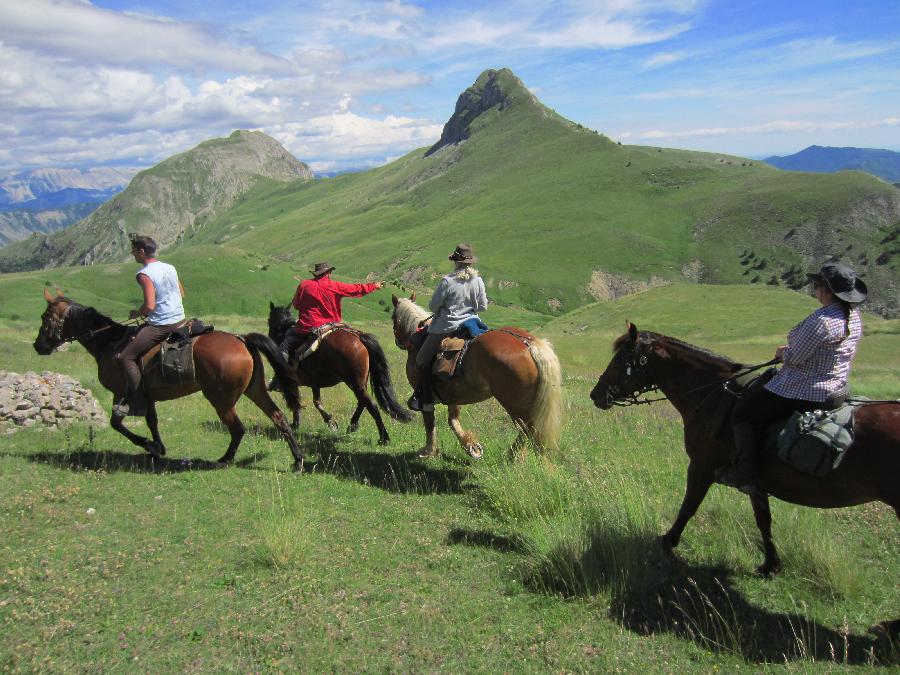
[527,338,564,450]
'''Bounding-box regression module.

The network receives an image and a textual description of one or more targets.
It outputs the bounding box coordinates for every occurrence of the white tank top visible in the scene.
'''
[138,260,185,325]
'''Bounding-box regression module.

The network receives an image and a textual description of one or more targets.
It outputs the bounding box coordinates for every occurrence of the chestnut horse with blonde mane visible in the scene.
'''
[34,290,305,471]
[590,323,900,576]
[391,293,563,458]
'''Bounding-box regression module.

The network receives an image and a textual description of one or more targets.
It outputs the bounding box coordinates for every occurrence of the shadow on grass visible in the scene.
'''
[445,527,527,553]
[453,524,898,666]
[283,429,468,495]
[11,445,227,473]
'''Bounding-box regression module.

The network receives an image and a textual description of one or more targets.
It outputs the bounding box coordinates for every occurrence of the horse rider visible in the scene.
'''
[408,243,488,413]
[279,262,382,363]
[114,235,186,417]
[717,262,866,496]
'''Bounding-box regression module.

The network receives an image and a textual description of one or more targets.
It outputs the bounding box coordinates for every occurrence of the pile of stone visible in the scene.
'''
[0,370,108,433]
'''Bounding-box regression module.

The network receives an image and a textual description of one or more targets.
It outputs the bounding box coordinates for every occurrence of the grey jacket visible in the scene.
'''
[427,270,488,333]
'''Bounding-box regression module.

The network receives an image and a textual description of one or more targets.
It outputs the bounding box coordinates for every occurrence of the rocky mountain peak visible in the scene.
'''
[426,68,536,156]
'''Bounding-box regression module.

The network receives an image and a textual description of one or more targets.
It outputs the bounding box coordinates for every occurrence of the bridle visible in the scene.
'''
[601,341,780,408]
[41,301,140,346]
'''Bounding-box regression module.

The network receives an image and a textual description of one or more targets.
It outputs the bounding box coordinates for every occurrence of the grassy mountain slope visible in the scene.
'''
[193,69,899,316]
[0,131,312,273]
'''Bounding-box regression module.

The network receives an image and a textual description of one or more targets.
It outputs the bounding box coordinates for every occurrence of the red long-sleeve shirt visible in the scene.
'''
[291,275,379,333]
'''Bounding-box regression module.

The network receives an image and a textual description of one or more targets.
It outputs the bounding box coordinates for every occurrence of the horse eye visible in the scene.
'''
[639,356,648,366]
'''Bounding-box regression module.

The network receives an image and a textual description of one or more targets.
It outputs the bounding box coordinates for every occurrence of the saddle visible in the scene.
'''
[141,319,215,386]
[716,368,857,477]
[291,323,353,364]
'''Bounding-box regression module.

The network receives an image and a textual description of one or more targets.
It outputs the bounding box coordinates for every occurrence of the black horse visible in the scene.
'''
[268,302,411,444]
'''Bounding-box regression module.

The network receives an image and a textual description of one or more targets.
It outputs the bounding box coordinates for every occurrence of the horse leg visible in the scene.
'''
[417,409,439,458]
[447,404,482,459]
[144,401,167,457]
[661,460,715,552]
[211,404,245,466]
[312,386,338,432]
[351,386,390,446]
[347,400,365,433]
[243,378,305,473]
[750,493,781,577]
[109,397,156,454]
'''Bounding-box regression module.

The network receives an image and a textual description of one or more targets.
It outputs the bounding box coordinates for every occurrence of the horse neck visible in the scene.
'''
[69,306,126,359]
[652,339,737,418]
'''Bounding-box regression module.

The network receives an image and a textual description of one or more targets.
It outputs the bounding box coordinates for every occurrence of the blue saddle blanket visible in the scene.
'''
[461,317,489,338]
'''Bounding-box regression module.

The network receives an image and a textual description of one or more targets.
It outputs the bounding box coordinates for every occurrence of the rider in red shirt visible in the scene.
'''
[279,262,382,361]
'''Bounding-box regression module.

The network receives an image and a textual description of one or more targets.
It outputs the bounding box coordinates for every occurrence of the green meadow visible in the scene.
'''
[1,260,897,671]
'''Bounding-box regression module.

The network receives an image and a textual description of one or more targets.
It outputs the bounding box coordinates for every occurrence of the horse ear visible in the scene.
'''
[44,288,54,302]
[409,291,416,303]
[628,322,638,343]
[391,294,399,307]
[55,287,63,297]
[269,301,275,310]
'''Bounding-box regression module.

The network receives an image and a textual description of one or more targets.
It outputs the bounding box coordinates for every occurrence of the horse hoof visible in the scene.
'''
[347,423,359,434]
[292,460,305,474]
[378,436,390,446]
[144,442,164,458]
[417,448,438,459]
[658,534,676,553]
[327,421,339,433]
[755,562,781,578]
[467,443,484,459]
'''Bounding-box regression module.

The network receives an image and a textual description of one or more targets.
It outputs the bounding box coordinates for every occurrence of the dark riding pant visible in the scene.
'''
[279,329,310,363]
[117,322,182,393]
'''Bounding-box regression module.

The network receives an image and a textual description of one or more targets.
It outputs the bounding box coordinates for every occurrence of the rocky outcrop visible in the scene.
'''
[587,270,669,301]
[426,68,537,156]
[0,371,107,433]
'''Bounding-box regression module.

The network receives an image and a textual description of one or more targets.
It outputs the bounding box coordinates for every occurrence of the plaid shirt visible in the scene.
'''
[765,302,862,402]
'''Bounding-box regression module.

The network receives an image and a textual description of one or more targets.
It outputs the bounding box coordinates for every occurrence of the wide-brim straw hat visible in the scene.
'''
[311,262,335,277]
[448,243,477,264]
[806,262,867,304]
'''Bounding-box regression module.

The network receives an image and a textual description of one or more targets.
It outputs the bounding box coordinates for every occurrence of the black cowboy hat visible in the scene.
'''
[807,262,867,304]
[449,243,477,264]
[311,262,335,277]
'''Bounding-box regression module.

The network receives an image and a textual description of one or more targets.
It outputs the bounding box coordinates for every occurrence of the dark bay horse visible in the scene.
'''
[590,323,900,576]
[391,294,563,458]
[34,291,305,471]
[268,302,411,444]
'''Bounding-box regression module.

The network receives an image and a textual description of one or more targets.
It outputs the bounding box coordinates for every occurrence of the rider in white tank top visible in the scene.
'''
[138,260,185,325]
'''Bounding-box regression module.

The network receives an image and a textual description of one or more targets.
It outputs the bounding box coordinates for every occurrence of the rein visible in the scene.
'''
[48,303,141,345]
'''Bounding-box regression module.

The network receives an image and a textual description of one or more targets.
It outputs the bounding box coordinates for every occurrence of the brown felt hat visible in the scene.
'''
[448,243,477,264]
[311,262,335,277]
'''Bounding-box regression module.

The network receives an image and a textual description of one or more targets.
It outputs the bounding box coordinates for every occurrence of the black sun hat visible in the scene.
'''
[311,262,335,277]
[807,262,867,304]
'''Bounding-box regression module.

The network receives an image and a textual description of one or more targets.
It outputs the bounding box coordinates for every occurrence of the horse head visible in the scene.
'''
[590,323,670,409]
[390,293,426,350]
[267,301,294,342]
[34,288,74,355]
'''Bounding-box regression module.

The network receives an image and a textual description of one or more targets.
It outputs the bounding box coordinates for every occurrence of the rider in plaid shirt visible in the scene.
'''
[718,262,867,496]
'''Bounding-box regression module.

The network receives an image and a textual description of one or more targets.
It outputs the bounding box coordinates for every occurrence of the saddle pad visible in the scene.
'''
[296,323,345,363]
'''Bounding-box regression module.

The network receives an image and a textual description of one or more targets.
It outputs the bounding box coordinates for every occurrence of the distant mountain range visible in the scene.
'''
[1,69,897,317]
[764,146,900,183]
[0,166,141,246]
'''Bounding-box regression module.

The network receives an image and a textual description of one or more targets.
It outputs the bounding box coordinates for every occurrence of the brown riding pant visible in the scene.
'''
[117,322,182,392]
[415,331,450,369]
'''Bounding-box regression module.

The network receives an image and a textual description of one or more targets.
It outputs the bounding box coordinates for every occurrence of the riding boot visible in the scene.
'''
[717,421,762,496]
[407,366,434,413]
[113,383,148,417]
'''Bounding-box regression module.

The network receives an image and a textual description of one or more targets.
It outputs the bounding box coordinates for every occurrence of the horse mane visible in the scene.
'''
[59,299,129,345]
[394,297,430,337]
[615,330,743,373]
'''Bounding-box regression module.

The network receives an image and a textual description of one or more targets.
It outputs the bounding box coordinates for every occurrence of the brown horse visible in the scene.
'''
[268,302,411,444]
[34,290,305,471]
[590,323,900,576]
[391,294,563,458]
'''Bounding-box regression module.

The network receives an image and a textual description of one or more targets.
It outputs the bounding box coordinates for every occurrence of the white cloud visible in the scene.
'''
[642,51,685,68]
[620,117,900,141]
[0,0,291,73]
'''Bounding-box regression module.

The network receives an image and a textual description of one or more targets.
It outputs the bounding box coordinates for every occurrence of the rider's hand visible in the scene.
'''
[373,282,384,290]
[774,345,786,362]
[129,309,142,319]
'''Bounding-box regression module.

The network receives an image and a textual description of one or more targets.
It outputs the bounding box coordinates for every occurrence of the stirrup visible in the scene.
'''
[407,395,434,413]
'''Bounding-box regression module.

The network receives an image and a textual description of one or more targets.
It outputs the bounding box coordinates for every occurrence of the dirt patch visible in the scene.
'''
[586,270,669,301]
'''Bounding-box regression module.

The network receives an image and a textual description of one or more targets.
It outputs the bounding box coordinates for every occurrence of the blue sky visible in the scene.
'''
[1,0,898,173]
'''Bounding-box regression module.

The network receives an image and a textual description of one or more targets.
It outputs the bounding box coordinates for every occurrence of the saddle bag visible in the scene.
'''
[433,337,467,381]
[776,404,856,477]
[159,339,195,385]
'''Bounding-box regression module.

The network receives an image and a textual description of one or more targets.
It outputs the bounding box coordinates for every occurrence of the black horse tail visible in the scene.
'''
[358,332,413,422]
[243,332,301,413]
